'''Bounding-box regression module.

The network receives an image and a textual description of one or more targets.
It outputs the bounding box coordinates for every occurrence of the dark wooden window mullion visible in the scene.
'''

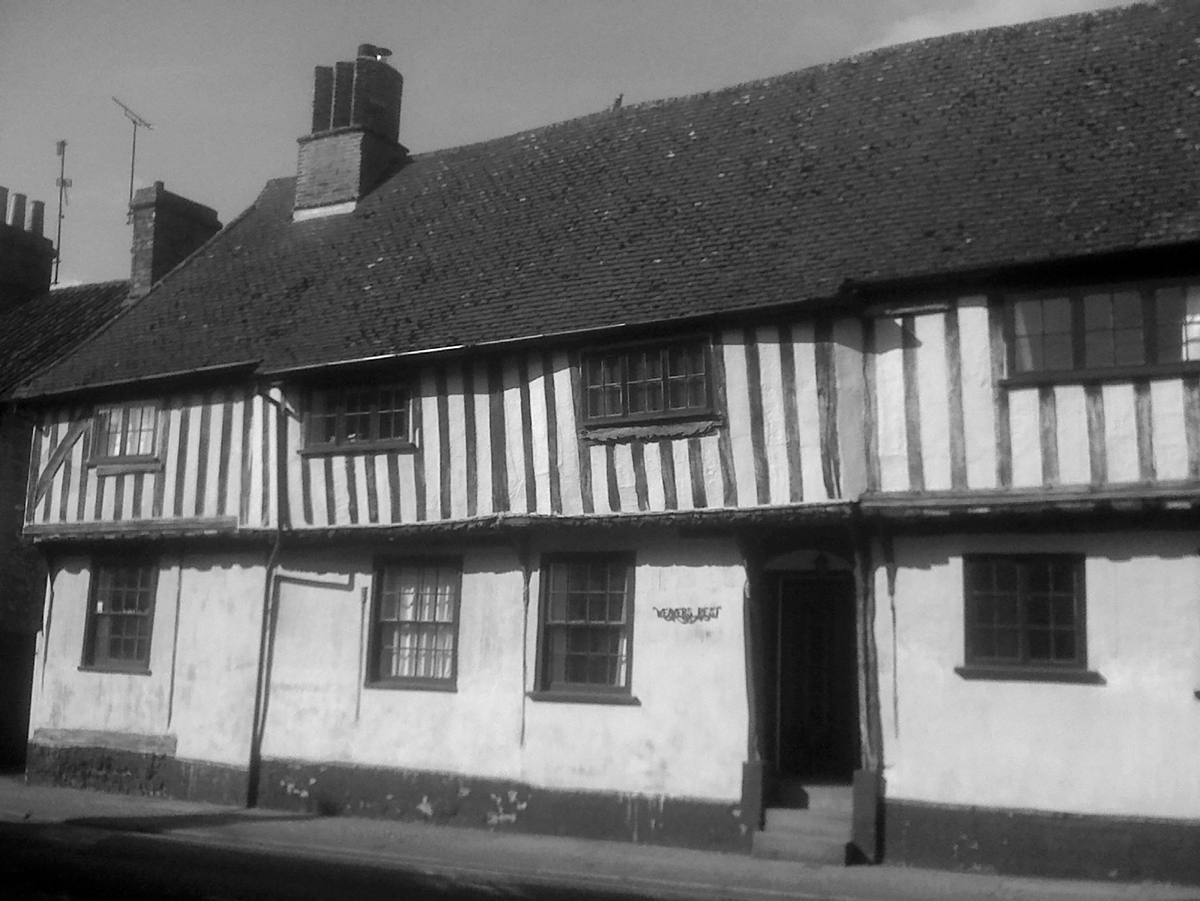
[1143,287,1158,366]
[1070,294,1086,371]
[1017,564,1030,664]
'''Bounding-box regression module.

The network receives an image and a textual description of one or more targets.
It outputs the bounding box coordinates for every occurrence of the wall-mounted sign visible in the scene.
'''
[652,606,720,624]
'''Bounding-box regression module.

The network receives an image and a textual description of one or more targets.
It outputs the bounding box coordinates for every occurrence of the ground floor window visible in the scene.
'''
[370,559,461,689]
[82,560,158,672]
[963,554,1085,670]
[538,554,634,696]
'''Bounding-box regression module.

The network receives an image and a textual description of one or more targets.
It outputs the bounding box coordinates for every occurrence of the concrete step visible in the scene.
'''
[774,781,853,813]
[751,828,850,865]
[763,807,851,837]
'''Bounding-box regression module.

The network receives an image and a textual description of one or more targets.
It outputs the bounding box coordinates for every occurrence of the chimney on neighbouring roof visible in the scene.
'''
[293,44,407,220]
[0,185,54,312]
[129,180,222,298]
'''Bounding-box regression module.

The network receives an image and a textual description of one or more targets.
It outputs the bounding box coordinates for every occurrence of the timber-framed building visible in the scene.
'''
[13,2,1200,883]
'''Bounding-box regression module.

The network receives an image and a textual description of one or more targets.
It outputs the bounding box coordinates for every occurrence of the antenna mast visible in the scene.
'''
[53,139,71,286]
[112,97,153,204]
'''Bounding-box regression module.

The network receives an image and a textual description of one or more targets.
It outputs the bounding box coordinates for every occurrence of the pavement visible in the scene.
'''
[1,772,1197,901]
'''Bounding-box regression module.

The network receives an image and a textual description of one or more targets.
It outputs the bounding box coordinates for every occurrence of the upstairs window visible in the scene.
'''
[963,555,1085,671]
[82,560,158,673]
[91,402,159,463]
[537,554,634,698]
[1009,281,1200,379]
[306,384,411,450]
[582,339,712,424]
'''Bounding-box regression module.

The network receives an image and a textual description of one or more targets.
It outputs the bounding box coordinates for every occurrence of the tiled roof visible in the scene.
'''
[20,0,1200,396]
[0,281,129,398]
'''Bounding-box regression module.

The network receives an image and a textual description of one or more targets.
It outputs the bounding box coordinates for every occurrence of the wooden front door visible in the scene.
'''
[775,574,859,781]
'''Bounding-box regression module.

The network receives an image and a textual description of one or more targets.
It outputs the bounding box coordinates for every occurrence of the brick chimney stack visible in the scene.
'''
[129,181,222,298]
[0,186,54,312]
[293,44,407,220]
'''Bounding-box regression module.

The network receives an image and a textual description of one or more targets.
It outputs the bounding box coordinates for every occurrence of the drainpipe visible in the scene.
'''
[246,383,291,808]
[516,532,532,747]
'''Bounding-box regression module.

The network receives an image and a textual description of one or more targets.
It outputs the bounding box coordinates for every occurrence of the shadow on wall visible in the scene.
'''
[897,534,1196,573]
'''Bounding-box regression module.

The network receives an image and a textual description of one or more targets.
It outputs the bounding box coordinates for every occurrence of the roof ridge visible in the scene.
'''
[48,278,129,293]
[402,0,1161,161]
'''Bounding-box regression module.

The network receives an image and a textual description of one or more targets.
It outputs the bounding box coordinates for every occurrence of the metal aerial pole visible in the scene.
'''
[112,97,153,204]
[53,139,71,285]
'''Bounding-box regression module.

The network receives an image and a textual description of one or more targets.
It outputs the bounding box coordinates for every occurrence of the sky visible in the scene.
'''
[1,0,1136,287]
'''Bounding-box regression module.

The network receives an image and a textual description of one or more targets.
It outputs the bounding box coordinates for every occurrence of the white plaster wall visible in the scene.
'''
[167,552,266,766]
[260,535,749,802]
[28,553,265,771]
[29,554,267,772]
[260,544,527,778]
[30,556,174,736]
[521,536,748,801]
[877,531,1200,819]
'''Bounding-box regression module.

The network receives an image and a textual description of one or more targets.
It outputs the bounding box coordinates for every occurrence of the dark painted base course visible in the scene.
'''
[259,758,751,852]
[885,799,1200,885]
[26,743,249,807]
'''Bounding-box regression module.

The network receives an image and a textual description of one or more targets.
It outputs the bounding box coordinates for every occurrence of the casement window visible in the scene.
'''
[369,559,461,689]
[1008,281,1200,379]
[961,555,1091,679]
[82,560,158,672]
[91,402,159,463]
[581,339,712,424]
[537,554,634,698]
[306,384,412,450]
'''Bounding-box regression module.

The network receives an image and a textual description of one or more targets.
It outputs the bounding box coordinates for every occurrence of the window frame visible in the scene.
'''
[366,556,462,691]
[80,558,159,674]
[88,401,162,466]
[579,336,715,426]
[957,553,1101,683]
[533,552,637,703]
[303,383,414,454]
[1003,279,1200,386]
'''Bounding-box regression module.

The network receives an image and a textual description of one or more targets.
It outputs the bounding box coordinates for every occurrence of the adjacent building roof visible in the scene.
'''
[19,0,1200,397]
[0,281,129,398]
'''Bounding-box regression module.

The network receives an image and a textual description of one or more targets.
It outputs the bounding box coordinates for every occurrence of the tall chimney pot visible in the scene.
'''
[293,45,406,218]
[128,181,222,298]
[0,184,54,310]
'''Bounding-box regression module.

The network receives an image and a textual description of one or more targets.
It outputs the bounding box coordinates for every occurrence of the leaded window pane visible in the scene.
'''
[541,557,632,692]
[581,341,710,422]
[375,562,459,683]
[87,561,156,670]
[964,556,1083,669]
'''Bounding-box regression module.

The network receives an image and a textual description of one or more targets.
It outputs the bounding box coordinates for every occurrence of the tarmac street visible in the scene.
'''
[1,774,1197,901]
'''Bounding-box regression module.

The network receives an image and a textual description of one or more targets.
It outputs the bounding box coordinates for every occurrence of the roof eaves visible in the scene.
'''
[12,358,261,403]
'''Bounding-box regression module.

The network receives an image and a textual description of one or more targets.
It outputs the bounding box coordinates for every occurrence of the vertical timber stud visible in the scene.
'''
[736,531,765,840]
[850,514,883,863]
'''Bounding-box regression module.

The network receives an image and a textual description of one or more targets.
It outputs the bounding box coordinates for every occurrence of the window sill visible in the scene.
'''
[299,440,416,457]
[1002,361,1200,388]
[579,418,721,445]
[955,665,1104,685]
[78,665,152,676]
[527,691,641,706]
[88,459,164,476]
[365,679,456,692]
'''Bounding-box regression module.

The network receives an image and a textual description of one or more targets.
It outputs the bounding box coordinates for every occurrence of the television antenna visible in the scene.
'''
[53,139,72,285]
[112,97,153,204]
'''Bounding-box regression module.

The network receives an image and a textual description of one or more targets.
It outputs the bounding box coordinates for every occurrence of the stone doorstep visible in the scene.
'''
[762,807,852,837]
[773,779,854,812]
[750,828,850,865]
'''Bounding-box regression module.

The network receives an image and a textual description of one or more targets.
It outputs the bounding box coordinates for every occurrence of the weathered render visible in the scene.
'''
[13,2,1200,884]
